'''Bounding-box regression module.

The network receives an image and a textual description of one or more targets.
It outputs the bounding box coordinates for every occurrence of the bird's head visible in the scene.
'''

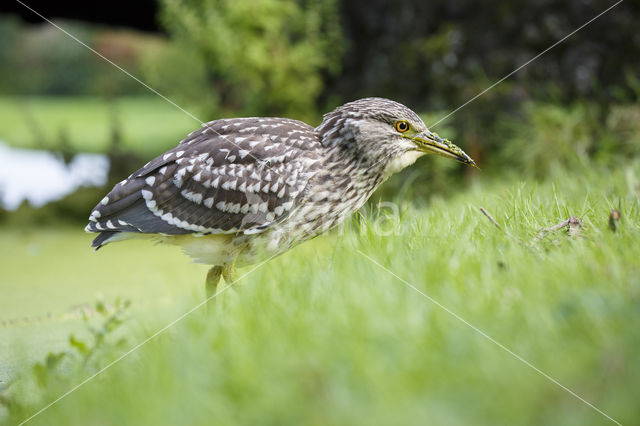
[315,97,476,176]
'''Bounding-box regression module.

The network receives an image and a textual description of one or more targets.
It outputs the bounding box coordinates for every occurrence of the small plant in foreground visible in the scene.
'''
[0,298,131,420]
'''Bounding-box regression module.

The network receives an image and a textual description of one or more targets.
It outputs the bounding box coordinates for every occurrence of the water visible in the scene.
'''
[0,142,109,210]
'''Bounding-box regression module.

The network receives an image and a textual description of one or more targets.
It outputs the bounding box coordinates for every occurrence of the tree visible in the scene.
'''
[159,0,343,120]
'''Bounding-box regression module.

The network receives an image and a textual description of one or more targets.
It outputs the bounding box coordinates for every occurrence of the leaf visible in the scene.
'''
[32,363,49,388]
[45,352,66,369]
[69,335,90,355]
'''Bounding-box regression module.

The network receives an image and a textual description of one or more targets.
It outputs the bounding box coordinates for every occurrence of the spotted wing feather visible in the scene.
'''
[86,118,323,247]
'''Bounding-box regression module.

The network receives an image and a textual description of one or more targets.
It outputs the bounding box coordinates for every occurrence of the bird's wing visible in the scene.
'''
[86,118,323,246]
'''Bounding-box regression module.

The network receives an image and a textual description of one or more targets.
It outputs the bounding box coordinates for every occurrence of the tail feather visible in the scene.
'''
[91,231,118,250]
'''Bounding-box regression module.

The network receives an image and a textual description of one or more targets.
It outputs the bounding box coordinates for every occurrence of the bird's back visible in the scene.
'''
[86,117,325,249]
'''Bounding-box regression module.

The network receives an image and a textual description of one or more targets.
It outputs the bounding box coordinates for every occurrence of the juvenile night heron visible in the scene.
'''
[86,98,475,297]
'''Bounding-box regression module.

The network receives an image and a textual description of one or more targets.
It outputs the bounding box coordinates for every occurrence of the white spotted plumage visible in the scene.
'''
[86,98,459,267]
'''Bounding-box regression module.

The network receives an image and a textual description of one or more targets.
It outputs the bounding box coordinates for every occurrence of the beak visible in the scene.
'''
[412,131,477,168]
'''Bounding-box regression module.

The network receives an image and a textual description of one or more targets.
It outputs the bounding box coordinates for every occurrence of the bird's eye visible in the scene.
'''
[395,120,410,133]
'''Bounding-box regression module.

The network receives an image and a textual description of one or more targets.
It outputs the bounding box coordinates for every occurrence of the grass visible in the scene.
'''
[0,96,198,156]
[1,162,639,425]
[0,227,208,383]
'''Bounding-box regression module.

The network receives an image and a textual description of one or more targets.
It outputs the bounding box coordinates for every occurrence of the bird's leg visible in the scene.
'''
[205,265,223,302]
[221,261,237,285]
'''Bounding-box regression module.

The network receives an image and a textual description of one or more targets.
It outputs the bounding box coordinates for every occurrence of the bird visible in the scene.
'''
[86,98,476,298]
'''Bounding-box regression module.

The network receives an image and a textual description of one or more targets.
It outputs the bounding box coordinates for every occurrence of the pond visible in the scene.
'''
[0,142,109,210]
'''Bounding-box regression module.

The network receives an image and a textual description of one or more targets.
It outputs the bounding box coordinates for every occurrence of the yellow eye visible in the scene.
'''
[395,120,410,133]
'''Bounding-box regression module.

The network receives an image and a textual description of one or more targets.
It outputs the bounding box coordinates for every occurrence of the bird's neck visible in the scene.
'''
[311,139,391,216]
[319,131,412,182]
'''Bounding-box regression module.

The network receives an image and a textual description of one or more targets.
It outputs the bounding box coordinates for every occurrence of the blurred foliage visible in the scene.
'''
[0,15,157,97]
[139,42,216,117]
[491,101,640,179]
[157,0,343,121]
[1,0,638,114]
[331,0,640,109]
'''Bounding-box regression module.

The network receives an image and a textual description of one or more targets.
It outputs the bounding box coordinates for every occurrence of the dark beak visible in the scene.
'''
[413,131,477,167]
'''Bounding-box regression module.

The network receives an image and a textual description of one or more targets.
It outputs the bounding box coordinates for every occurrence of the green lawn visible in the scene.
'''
[1,163,639,425]
[0,96,199,155]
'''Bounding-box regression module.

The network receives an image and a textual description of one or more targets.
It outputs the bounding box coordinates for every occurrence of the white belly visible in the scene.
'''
[161,234,236,265]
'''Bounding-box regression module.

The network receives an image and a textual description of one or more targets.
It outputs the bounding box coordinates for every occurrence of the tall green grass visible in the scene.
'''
[2,163,639,425]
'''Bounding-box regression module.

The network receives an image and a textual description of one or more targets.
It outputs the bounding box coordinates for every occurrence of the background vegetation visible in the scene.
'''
[0,0,638,424]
